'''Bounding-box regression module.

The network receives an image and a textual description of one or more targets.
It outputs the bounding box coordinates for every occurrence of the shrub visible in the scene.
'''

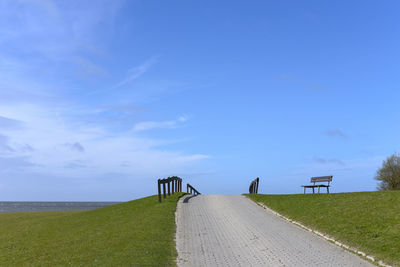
[375,153,400,190]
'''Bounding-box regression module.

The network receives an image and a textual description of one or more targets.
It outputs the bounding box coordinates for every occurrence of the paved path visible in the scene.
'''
[176,195,374,267]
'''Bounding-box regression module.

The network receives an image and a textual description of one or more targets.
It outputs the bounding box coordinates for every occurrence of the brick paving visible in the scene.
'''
[176,195,373,267]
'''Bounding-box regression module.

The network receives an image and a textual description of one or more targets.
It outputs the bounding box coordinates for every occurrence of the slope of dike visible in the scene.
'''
[0,193,184,266]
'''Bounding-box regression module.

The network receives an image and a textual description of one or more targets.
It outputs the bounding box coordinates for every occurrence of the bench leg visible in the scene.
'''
[318,187,320,193]
[327,187,329,194]
[312,187,314,194]
[304,187,306,194]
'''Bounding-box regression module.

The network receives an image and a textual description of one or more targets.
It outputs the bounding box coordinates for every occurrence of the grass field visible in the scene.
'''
[246,191,400,266]
[0,193,184,266]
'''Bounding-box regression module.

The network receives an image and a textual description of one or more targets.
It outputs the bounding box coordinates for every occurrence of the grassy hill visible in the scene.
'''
[0,193,184,266]
[246,191,400,266]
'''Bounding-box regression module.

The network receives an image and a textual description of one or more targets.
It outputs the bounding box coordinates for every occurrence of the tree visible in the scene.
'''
[375,153,400,190]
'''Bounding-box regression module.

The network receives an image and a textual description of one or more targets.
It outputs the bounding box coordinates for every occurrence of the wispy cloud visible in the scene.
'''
[113,57,158,90]
[133,115,189,132]
[64,160,86,169]
[85,57,158,97]
[0,115,24,129]
[97,104,152,114]
[314,157,345,166]
[73,57,110,79]
[278,74,327,91]
[65,142,85,152]
[0,134,14,153]
[325,129,347,139]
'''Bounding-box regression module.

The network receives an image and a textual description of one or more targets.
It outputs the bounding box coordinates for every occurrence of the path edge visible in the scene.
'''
[174,193,189,267]
[244,195,392,267]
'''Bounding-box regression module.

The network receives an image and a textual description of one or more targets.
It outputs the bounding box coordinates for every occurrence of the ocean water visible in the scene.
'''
[0,201,121,213]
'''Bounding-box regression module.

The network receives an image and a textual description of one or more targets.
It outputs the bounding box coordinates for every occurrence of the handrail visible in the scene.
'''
[187,183,200,195]
[158,176,182,202]
[249,177,259,194]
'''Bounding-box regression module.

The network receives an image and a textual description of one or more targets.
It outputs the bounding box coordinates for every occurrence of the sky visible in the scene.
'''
[0,0,399,201]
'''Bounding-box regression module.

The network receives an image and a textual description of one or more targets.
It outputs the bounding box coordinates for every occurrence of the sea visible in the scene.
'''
[0,202,121,213]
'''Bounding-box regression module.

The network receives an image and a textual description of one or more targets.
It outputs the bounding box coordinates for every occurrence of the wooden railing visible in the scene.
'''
[187,183,200,195]
[249,177,259,194]
[158,176,182,202]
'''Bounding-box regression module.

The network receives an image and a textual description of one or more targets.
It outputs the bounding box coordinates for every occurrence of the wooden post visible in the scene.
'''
[167,178,171,196]
[256,177,259,194]
[158,179,162,202]
[163,182,166,198]
[172,177,175,193]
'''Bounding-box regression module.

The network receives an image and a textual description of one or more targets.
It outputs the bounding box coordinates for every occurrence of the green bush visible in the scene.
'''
[375,153,400,190]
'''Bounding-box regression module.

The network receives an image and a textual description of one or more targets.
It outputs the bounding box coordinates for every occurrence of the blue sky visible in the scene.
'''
[0,0,399,200]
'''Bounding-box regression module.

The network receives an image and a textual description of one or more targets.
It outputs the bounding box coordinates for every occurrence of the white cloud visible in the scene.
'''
[133,116,189,132]
[0,104,207,180]
[178,115,189,122]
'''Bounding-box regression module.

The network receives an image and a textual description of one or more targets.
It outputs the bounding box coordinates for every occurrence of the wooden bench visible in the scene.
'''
[301,176,332,194]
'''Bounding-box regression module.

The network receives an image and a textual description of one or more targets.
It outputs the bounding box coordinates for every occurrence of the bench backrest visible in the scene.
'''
[310,176,333,184]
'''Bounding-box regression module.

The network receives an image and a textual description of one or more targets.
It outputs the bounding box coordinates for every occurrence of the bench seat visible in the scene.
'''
[301,176,332,194]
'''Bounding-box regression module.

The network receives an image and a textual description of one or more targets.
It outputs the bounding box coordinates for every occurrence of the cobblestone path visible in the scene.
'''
[176,195,373,267]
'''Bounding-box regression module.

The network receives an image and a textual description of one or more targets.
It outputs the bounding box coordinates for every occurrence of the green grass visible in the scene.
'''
[246,191,400,266]
[0,193,184,266]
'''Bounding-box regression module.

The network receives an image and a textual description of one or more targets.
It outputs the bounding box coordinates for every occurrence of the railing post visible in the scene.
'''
[163,182,166,199]
[167,178,171,196]
[175,178,177,193]
[172,177,175,193]
[158,179,162,202]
